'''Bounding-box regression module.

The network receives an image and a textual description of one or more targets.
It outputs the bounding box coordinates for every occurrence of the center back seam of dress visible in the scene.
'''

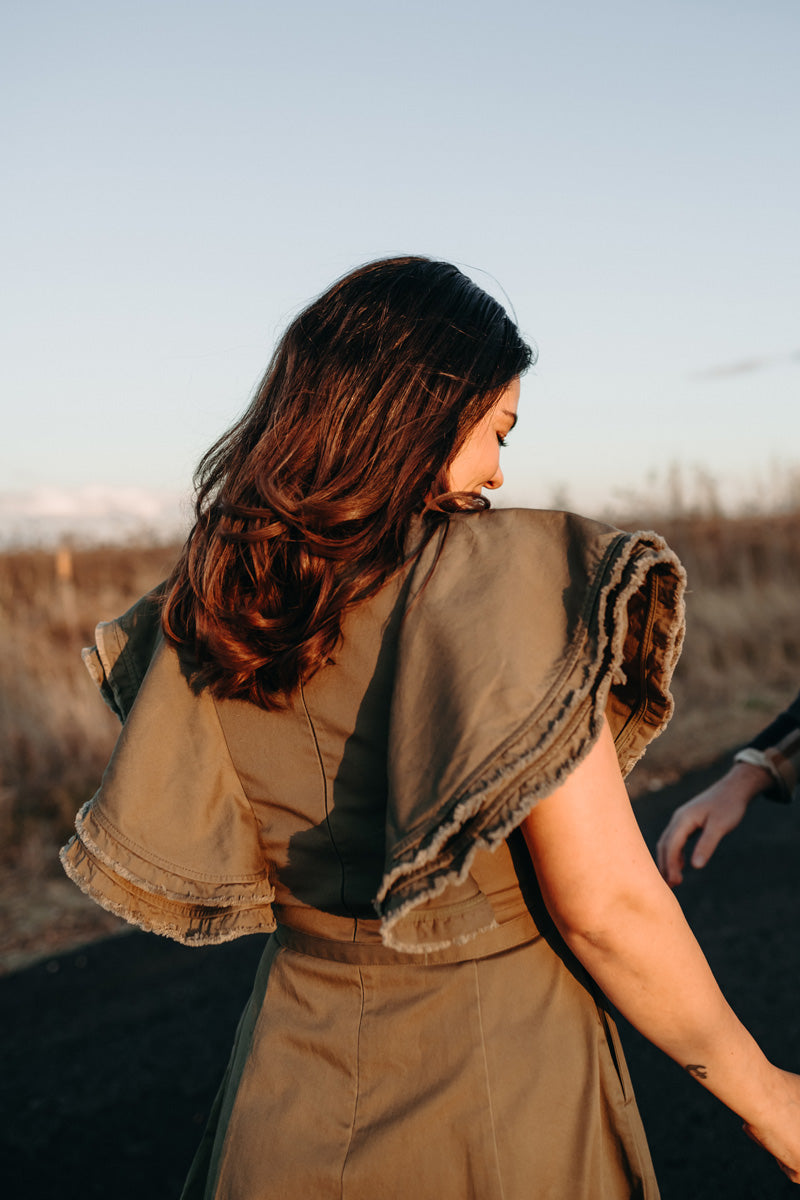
[299,680,356,921]
[473,959,506,1200]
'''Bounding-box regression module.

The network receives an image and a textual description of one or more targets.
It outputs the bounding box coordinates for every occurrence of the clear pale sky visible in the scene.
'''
[2,0,798,540]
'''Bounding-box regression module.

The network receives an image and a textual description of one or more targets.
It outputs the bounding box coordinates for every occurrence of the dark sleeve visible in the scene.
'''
[734,689,800,804]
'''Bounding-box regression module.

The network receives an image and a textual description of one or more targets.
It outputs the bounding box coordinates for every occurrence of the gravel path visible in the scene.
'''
[2,756,798,1199]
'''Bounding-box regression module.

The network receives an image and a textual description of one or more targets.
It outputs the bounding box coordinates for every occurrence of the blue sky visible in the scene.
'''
[2,0,798,537]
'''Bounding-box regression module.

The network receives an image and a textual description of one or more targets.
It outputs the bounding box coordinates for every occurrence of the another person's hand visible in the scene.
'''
[656,762,772,887]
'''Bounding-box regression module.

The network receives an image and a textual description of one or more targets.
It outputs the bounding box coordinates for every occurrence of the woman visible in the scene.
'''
[61,257,800,1197]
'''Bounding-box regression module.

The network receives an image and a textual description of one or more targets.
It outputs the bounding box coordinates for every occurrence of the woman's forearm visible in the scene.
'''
[553,871,779,1126]
[522,721,787,1130]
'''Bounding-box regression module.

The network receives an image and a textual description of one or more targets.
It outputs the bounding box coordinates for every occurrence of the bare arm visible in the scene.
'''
[521,722,800,1181]
[656,762,772,886]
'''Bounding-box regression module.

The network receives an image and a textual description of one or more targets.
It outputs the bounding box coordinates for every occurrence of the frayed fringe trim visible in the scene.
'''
[378,721,601,951]
[376,646,607,918]
[70,799,274,906]
[381,914,501,956]
[59,840,276,947]
[377,531,686,952]
[604,533,686,771]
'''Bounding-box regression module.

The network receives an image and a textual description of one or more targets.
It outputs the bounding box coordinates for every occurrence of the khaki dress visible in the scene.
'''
[61,509,685,1199]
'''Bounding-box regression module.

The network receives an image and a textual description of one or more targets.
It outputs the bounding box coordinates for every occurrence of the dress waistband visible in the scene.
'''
[273,908,540,966]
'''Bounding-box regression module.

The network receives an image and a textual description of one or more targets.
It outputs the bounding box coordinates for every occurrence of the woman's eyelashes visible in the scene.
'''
[497,434,509,448]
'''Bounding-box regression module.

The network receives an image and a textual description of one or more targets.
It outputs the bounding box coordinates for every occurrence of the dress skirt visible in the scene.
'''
[60,510,685,1200]
[181,918,659,1200]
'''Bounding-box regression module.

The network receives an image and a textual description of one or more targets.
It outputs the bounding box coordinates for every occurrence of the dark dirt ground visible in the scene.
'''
[1,756,799,1200]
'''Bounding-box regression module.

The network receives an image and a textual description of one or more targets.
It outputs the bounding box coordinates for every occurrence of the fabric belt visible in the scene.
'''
[273,909,540,966]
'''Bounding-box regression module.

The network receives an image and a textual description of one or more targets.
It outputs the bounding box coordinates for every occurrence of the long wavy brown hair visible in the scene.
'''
[162,256,534,706]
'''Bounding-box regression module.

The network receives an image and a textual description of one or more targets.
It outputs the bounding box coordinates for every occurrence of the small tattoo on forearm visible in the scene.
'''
[685,1063,708,1080]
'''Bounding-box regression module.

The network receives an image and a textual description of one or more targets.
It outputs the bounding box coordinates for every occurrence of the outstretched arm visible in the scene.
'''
[521,722,800,1183]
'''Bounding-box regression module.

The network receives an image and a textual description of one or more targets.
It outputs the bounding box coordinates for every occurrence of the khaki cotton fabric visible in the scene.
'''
[61,508,685,1199]
[182,916,656,1199]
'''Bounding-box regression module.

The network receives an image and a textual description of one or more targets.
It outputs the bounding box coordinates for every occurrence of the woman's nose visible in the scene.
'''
[484,466,504,490]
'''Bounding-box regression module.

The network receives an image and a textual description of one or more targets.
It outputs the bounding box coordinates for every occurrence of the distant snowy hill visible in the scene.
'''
[0,486,190,548]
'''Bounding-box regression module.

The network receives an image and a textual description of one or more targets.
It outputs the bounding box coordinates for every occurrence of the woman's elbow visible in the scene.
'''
[549,903,624,957]
[544,881,675,960]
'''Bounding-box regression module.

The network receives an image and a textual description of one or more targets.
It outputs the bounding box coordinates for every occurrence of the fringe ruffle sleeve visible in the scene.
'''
[376,508,686,952]
[60,594,276,946]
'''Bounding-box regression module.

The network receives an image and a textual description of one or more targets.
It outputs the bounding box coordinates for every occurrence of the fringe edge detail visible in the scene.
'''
[66,798,275,906]
[376,533,686,951]
[59,838,276,947]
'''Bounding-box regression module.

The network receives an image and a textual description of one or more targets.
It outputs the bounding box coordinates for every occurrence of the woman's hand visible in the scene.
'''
[656,762,772,887]
[743,1068,800,1184]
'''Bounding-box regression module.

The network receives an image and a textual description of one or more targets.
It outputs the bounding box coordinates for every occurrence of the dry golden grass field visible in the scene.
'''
[1,509,799,971]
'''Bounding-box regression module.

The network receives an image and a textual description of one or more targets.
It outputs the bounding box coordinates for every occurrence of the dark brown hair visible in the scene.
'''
[162,256,534,706]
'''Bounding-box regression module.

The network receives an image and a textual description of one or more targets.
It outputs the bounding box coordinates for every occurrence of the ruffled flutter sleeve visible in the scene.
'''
[60,592,276,946]
[376,508,686,952]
